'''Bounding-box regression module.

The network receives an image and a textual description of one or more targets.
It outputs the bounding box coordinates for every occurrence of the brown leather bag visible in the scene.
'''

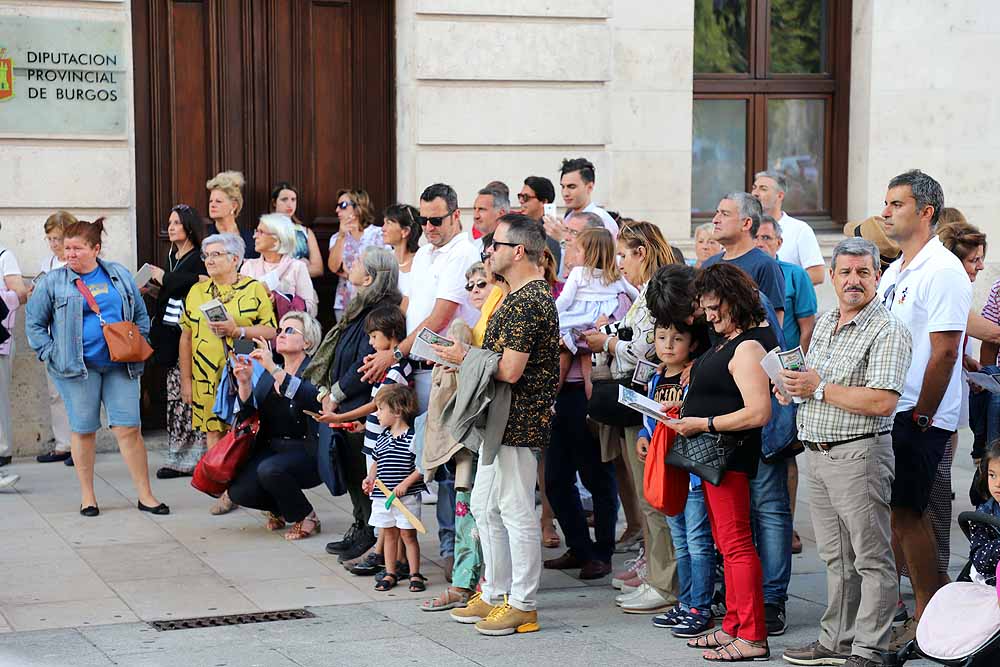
[75,279,153,363]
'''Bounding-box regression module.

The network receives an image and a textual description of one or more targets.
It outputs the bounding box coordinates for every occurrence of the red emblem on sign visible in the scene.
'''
[0,49,13,102]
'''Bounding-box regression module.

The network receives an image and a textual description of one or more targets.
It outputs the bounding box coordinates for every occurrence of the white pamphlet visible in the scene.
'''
[199,298,230,323]
[618,385,672,424]
[969,371,1000,395]
[259,270,281,292]
[761,347,802,403]
[410,327,460,369]
[134,263,154,288]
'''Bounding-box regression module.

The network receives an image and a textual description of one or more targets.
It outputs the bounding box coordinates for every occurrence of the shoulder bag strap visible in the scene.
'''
[74,278,106,325]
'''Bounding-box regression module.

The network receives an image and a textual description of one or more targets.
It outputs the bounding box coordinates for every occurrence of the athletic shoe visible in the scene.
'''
[620,584,673,614]
[892,600,909,627]
[611,552,646,589]
[765,603,787,636]
[670,608,713,638]
[474,596,539,636]
[450,591,496,624]
[651,605,686,628]
[0,471,20,489]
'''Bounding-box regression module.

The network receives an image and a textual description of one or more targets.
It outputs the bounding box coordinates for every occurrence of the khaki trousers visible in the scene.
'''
[621,424,678,602]
[807,434,897,661]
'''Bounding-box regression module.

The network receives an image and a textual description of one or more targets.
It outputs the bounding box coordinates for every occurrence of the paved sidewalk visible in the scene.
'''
[1,432,971,665]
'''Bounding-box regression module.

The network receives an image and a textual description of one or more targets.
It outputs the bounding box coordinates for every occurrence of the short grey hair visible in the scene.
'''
[723,191,763,236]
[280,311,323,352]
[888,169,945,226]
[477,185,510,211]
[577,212,605,229]
[465,261,486,280]
[755,171,788,193]
[258,213,297,256]
[202,232,246,263]
[831,237,880,273]
[694,221,715,240]
[758,215,783,239]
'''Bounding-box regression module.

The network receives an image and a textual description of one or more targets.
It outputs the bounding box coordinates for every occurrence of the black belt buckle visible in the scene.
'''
[803,440,831,453]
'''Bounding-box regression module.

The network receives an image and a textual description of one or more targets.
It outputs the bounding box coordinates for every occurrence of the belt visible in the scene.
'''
[802,430,891,453]
[413,360,435,370]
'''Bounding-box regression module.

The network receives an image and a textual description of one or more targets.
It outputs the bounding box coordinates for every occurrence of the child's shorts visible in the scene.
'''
[369,493,422,530]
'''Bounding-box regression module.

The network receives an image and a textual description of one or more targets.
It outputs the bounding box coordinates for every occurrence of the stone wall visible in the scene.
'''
[394,0,695,244]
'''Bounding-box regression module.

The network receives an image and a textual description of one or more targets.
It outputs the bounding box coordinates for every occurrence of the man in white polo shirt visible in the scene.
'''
[752,171,825,285]
[876,169,971,637]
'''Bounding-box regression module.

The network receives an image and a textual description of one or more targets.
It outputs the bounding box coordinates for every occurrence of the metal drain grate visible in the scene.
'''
[149,608,316,631]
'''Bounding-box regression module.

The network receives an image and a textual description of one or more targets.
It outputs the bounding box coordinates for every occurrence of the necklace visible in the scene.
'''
[208,279,238,304]
[169,242,192,272]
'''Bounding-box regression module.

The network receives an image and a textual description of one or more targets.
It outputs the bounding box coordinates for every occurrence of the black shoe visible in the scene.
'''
[138,501,171,515]
[0,456,10,467]
[156,467,192,480]
[338,528,377,562]
[80,505,100,517]
[65,456,75,467]
[765,603,786,636]
[349,551,385,576]
[325,524,361,555]
[375,561,410,582]
[37,451,72,463]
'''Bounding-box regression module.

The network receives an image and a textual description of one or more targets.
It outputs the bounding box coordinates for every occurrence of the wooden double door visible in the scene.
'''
[132,0,395,426]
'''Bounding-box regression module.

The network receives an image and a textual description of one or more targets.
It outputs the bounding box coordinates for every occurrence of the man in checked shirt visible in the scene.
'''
[775,238,912,667]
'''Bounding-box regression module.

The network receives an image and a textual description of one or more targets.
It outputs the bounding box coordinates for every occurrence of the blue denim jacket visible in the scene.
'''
[25,259,150,380]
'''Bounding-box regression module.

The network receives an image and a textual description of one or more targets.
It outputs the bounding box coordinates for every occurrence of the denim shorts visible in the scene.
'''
[50,365,141,434]
[890,409,950,514]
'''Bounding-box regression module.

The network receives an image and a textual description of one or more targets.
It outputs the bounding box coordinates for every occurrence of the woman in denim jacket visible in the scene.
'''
[26,219,167,518]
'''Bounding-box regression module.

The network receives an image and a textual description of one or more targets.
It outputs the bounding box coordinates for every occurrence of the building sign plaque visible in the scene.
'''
[0,16,127,137]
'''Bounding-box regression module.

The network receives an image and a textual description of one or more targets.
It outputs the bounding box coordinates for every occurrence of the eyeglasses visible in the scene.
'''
[416,209,455,227]
[465,280,488,291]
[517,193,538,203]
[490,240,521,251]
[201,251,232,261]
[337,201,356,210]
[280,326,304,336]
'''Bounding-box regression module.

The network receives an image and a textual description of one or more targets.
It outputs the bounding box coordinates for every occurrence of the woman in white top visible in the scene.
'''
[240,214,318,317]
[379,203,422,300]
[327,189,385,321]
[34,211,75,463]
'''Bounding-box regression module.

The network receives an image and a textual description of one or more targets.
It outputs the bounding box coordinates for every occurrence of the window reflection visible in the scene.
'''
[767,98,825,212]
[692,99,747,214]
[769,0,827,74]
[694,0,749,74]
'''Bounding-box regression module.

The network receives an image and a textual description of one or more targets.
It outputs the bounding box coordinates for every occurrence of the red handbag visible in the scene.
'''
[190,413,259,496]
[643,412,690,517]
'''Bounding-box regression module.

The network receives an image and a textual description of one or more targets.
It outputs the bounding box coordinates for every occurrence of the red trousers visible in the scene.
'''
[703,471,767,642]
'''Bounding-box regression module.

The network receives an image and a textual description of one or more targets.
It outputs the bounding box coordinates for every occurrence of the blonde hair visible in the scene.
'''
[206,170,246,216]
[618,220,676,284]
[337,188,375,229]
[694,221,715,242]
[45,210,77,235]
[938,207,967,227]
[576,227,621,285]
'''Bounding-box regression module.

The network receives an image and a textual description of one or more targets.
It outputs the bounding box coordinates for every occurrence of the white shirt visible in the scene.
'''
[38,253,65,275]
[0,246,22,278]
[565,202,619,239]
[775,212,825,270]
[405,232,482,337]
[877,236,972,431]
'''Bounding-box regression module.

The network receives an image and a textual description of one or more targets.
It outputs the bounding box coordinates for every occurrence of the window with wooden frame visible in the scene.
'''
[691,0,851,227]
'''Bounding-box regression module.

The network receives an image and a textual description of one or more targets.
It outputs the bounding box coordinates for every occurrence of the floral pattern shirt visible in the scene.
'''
[611,282,653,380]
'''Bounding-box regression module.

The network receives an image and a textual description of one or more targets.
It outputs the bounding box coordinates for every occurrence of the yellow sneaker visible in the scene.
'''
[449,591,496,624]
[474,596,540,636]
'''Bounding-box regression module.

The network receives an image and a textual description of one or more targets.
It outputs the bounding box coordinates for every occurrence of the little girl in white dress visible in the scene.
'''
[556,227,639,396]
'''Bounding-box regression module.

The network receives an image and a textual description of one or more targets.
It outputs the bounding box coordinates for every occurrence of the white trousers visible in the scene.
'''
[470,445,542,612]
[0,349,11,457]
[46,374,72,452]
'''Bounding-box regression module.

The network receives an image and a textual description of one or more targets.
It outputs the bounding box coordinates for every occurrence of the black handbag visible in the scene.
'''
[665,431,741,486]
[588,377,642,428]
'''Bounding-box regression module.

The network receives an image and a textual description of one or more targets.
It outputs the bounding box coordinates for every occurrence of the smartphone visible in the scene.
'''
[232,338,255,356]
[302,409,323,420]
[543,202,558,218]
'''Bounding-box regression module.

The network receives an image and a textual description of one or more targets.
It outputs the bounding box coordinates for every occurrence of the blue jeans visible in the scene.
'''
[50,364,140,433]
[435,465,456,558]
[666,485,715,610]
[750,456,791,606]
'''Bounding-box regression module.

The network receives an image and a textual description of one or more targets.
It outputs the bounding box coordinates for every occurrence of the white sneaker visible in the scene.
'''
[620,583,673,614]
[615,583,647,606]
[0,472,20,489]
[422,481,438,505]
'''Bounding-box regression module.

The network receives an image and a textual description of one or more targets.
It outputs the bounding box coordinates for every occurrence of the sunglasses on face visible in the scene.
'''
[490,240,521,251]
[280,326,304,336]
[416,209,455,227]
[517,193,538,203]
[465,280,488,291]
[337,201,356,210]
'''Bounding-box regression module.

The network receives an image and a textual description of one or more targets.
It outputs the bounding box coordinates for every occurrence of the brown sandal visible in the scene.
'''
[284,515,321,541]
[420,587,472,612]
[265,512,286,531]
[702,638,770,662]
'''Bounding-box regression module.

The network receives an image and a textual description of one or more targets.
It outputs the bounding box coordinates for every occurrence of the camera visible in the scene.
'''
[599,321,633,342]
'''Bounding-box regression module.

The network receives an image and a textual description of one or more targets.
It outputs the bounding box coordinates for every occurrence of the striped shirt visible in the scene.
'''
[371,427,425,498]
[983,278,1000,364]
[362,359,414,456]
[796,297,913,443]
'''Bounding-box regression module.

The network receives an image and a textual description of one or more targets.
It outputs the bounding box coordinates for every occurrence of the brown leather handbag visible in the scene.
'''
[75,279,154,363]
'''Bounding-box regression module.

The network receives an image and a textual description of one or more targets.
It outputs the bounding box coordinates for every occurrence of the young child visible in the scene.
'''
[635,319,715,638]
[556,227,638,396]
[323,306,413,578]
[362,384,426,592]
[970,442,1000,585]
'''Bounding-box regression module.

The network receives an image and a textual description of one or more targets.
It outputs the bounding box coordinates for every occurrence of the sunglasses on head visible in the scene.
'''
[337,201,355,210]
[280,325,303,336]
[416,209,455,227]
[465,279,488,291]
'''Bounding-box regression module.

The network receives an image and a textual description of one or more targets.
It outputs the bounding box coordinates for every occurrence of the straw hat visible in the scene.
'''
[843,216,901,270]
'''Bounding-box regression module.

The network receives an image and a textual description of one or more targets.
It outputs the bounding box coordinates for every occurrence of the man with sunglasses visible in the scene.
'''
[360,182,480,580]
[518,176,562,269]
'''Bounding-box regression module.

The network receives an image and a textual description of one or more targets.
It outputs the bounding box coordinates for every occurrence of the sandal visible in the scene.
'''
[688,630,732,650]
[210,491,236,516]
[542,523,561,548]
[374,572,398,591]
[702,638,770,662]
[284,515,321,541]
[420,587,471,611]
[409,573,428,592]
[265,512,286,531]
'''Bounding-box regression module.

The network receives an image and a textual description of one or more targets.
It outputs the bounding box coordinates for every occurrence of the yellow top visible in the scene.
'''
[471,285,504,347]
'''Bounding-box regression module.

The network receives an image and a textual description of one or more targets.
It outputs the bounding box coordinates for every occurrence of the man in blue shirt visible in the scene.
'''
[702,192,786,326]
[754,216,817,352]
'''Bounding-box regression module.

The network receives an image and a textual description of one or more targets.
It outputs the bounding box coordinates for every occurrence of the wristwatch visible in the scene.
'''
[602,335,615,354]
[707,415,717,434]
[392,347,403,362]
[913,412,932,431]
[813,380,826,402]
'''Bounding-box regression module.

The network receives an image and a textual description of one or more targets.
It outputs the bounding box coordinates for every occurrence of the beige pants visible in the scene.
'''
[808,434,897,661]
[622,423,678,602]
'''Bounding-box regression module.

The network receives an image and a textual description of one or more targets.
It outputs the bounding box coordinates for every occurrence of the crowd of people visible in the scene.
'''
[3,161,1000,665]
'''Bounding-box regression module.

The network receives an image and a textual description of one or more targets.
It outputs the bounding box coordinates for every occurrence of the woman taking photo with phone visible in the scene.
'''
[327,189,385,320]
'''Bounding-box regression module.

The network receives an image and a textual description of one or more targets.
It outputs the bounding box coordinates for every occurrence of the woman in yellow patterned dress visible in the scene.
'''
[180,232,276,512]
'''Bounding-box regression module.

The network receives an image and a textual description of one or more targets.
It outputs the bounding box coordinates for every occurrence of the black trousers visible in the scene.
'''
[228,439,321,523]
[341,431,371,529]
[545,384,619,563]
